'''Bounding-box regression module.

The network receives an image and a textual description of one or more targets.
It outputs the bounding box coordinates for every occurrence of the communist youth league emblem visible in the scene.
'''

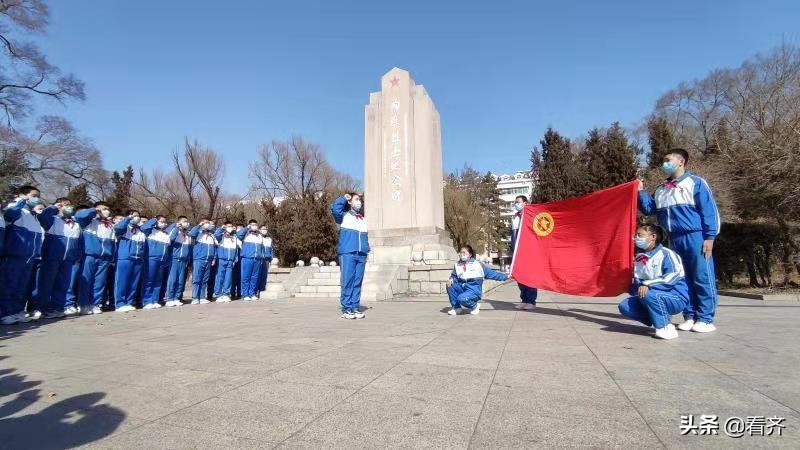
[532,212,555,237]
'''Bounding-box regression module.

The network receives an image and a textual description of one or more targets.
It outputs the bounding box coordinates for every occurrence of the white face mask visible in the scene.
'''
[157,222,168,229]
[260,229,268,236]
[100,209,111,218]
[352,201,362,212]
[249,224,258,231]
[226,227,235,234]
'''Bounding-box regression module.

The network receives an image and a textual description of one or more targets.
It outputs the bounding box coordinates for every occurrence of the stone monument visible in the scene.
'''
[364,67,457,266]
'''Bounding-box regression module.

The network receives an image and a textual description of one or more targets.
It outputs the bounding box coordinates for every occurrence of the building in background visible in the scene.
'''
[486,171,534,267]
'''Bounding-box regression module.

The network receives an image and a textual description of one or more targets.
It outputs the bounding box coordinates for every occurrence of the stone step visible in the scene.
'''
[319,266,340,273]
[266,283,285,292]
[262,291,289,300]
[299,285,341,294]
[293,292,339,298]
[308,278,341,286]
[312,272,339,279]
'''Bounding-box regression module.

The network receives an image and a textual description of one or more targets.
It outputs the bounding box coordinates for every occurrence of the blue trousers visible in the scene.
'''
[339,253,366,312]
[240,257,261,298]
[257,259,269,293]
[670,231,718,323]
[159,260,170,300]
[447,282,480,310]
[165,259,188,300]
[79,255,112,308]
[232,260,241,297]
[115,259,143,308]
[192,259,212,300]
[0,256,37,317]
[142,258,167,305]
[214,259,235,297]
[518,283,538,304]
[618,290,688,329]
[37,259,80,313]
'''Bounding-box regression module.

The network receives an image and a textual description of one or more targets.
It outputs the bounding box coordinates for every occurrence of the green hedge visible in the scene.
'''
[712,222,799,288]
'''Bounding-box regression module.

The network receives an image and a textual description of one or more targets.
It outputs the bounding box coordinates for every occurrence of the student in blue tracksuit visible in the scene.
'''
[0,186,45,325]
[509,195,538,310]
[232,225,243,298]
[75,202,117,315]
[331,193,369,319]
[188,219,217,304]
[639,148,720,333]
[113,212,149,312]
[236,220,265,301]
[446,245,509,316]
[213,221,239,302]
[0,214,5,257]
[618,225,690,340]
[141,215,171,309]
[164,216,192,306]
[37,198,83,319]
[256,225,272,299]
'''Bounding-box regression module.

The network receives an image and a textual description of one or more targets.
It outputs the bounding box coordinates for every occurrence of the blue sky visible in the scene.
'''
[32,0,799,193]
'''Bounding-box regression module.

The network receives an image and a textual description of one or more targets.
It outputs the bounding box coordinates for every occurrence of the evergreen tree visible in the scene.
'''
[67,183,93,207]
[530,128,584,202]
[106,165,134,214]
[0,147,31,201]
[646,116,675,168]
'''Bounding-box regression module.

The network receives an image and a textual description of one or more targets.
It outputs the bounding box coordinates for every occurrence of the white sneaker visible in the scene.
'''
[64,306,79,316]
[199,299,211,304]
[27,310,43,321]
[341,311,356,319]
[655,324,679,340]
[79,306,94,315]
[242,296,252,302]
[91,306,103,315]
[677,319,695,331]
[353,310,365,319]
[447,308,461,316]
[691,321,716,333]
[142,304,156,310]
[43,311,65,319]
[164,300,174,307]
[190,299,200,305]
[469,303,481,315]
[154,303,162,308]
[522,303,536,310]
[116,305,135,313]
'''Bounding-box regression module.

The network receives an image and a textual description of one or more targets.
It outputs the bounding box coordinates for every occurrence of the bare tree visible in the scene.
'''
[0,0,85,126]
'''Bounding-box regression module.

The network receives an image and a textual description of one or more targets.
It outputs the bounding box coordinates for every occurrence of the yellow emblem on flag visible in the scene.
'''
[532,212,555,237]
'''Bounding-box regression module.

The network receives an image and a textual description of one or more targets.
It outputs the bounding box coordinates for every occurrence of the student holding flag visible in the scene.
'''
[618,224,690,340]
[638,148,720,333]
[509,195,538,310]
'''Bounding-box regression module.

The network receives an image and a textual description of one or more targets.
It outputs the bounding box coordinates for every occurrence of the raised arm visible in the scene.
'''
[637,190,657,216]
[74,208,97,228]
[139,218,158,235]
[38,205,59,230]
[331,196,347,224]
[114,216,132,237]
[187,224,202,239]
[3,199,26,222]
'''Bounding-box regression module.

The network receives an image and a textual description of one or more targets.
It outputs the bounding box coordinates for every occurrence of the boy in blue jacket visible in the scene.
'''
[213,221,239,302]
[37,198,83,319]
[256,225,272,299]
[509,195,538,310]
[618,224,690,340]
[141,215,171,309]
[1,186,45,325]
[164,216,192,306]
[446,245,508,316]
[236,220,265,301]
[188,219,217,304]
[75,202,116,315]
[113,211,149,312]
[638,148,720,333]
[331,193,369,319]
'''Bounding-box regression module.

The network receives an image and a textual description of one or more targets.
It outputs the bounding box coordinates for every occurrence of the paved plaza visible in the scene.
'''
[1,283,798,448]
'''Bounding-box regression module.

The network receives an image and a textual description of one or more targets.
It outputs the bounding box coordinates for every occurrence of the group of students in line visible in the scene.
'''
[2,147,720,337]
[0,187,273,325]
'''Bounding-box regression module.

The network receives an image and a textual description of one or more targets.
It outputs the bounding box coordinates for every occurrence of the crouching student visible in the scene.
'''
[446,245,508,316]
[113,212,149,312]
[213,222,239,302]
[164,216,192,306]
[618,224,690,340]
[188,219,217,304]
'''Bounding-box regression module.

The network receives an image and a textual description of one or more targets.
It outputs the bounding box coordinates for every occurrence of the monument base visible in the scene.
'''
[368,226,457,266]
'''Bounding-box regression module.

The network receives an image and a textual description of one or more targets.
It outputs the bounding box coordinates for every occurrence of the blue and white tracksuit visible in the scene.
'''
[114,217,148,308]
[75,209,117,308]
[0,200,44,317]
[165,224,192,301]
[639,172,720,323]
[213,229,239,297]
[257,236,273,294]
[447,259,508,310]
[37,206,83,314]
[510,211,538,304]
[331,196,370,313]
[141,222,171,306]
[0,215,5,256]
[618,245,690,329]
[236,228,265,298]
[189,225,216,300]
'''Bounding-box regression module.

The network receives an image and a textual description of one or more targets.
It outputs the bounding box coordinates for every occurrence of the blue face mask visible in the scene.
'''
[459,254,470,262]
[26,197,41,207]
[634,237,651,250]
[513,203,523,212]
[661,161,677,176]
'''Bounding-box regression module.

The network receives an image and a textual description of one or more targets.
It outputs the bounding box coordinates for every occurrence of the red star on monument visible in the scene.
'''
[389,76,399,87]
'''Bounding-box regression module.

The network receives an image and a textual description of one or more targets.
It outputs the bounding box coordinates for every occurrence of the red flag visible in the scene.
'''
[510,181,638,297]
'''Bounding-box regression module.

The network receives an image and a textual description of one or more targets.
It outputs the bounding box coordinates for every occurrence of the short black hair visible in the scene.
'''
[638,223,664,244]
[125,209,139,216]
[669,148,690,165]
[461,245,476,258]
[18,185,39,195]
[177,215,188,221]
[248,219,258,224]
[515,195,529,203]
[224,220,232,226]
[155,215,165,220]
[55,197,70,204]
[94,201,108,208]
